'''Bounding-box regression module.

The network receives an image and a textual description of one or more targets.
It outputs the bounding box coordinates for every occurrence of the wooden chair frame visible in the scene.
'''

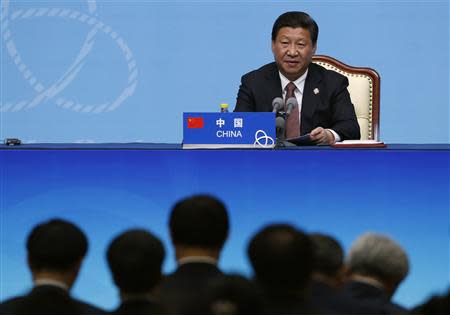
[312,55,380,140]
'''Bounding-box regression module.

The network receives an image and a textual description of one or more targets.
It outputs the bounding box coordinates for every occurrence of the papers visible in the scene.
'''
[285,134,313,146]
[332,140,386,148]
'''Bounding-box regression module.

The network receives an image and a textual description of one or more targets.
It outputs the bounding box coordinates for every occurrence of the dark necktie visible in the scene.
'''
[285,82,300,138]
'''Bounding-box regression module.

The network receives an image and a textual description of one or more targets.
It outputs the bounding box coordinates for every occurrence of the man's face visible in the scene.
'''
[272,27,316,81]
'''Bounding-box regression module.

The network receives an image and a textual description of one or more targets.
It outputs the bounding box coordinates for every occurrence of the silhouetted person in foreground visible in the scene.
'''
[107,229,166,315]
[343,233,410,315]
[412,290,450,315]
[247,223,327,315]
[0,218,106,315]
[310,233,346,291]
[310,233,382,315]
[159,195,229,315]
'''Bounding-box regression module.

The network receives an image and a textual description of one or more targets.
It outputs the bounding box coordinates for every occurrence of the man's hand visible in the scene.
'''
[310,127,335,145]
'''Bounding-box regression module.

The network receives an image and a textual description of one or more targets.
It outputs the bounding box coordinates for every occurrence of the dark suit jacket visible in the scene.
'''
[311,280,384,315]
[158,262,223,315]
[259,288,330,315]
[0,285,106,315]
[110,299,166,315]
[235,62,360,140]
[342,281,410,315]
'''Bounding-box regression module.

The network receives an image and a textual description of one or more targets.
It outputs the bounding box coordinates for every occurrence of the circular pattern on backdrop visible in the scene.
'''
[1,0,138,113]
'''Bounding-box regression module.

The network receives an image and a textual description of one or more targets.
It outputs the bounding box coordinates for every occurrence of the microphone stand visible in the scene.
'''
[274,112,293,148]
[275,111,296,149]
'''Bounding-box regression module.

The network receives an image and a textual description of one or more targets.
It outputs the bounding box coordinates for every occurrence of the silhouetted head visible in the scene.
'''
[107,229,165,294]
[27,218,88,273]
[347,233,409,296]
[248,223,314,291]
[169,195,229,251]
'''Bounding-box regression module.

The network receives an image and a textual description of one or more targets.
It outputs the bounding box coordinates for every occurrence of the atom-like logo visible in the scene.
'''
[0,0,137,113]
[253,129,274,148]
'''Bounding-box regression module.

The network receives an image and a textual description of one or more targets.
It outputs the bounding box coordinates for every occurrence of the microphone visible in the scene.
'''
[285,97,298,117]
[275,116,285,140]
[272,97,284,113]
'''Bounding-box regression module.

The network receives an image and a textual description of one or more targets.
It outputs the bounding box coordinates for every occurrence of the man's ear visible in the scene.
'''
[66,257,84,289]
[72,257,83,275]
[27,255,36,280]
[336,265,348,289]
[271,40,276,54]
[312,43,317,55]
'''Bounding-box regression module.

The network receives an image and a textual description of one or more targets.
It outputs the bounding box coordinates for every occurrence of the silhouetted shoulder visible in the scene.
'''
[0,296,24,315]
[73,298,108,315]
[0,293,107,315]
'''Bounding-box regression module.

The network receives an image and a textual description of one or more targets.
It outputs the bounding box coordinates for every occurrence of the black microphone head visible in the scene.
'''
[272,97,284,113]
[285,97,298,116]
[275,116,286,140]
[275,116,285,129]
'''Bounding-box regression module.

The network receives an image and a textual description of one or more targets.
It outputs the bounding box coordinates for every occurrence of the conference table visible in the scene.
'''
[0,143,449,309]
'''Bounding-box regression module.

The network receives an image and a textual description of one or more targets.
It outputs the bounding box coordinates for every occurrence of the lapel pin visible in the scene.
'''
[313,88,320,95]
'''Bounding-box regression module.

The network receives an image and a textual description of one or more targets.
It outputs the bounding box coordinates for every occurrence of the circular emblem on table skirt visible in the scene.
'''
[254,129,274,148]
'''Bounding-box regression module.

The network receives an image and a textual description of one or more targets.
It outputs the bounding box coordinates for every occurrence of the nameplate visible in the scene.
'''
[182,112,275,149]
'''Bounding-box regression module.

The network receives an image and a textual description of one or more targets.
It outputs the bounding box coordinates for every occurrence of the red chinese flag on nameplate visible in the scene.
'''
[187,117,204,128]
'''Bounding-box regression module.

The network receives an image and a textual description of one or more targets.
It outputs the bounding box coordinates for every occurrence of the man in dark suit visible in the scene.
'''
[310,233,383,315]
[106,229,166,315]
[247,223,327,315]
[0,218,106,315]
[343,233,411,315]
[310,233,347,309]
[158,195,229,315]
[234,11,360,144]
[412,290,450,315]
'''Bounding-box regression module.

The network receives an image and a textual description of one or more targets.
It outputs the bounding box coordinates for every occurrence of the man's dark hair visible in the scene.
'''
[271,11,319,45]
[310,233,344,277]
[169,194,229,249]
[27,218,88,271]
[247,223,314,290]
[107,229,165,293]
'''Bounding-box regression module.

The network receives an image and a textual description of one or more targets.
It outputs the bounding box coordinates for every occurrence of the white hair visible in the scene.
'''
[347,233,409,283]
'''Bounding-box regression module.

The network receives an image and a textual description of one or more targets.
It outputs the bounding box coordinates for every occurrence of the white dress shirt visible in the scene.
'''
[34,278,69,291]
[278,70,341,142]
[279,70,308,114]
[177,256,217,266]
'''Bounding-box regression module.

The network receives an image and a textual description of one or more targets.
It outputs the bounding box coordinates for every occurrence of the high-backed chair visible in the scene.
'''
[312,55,380,140]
